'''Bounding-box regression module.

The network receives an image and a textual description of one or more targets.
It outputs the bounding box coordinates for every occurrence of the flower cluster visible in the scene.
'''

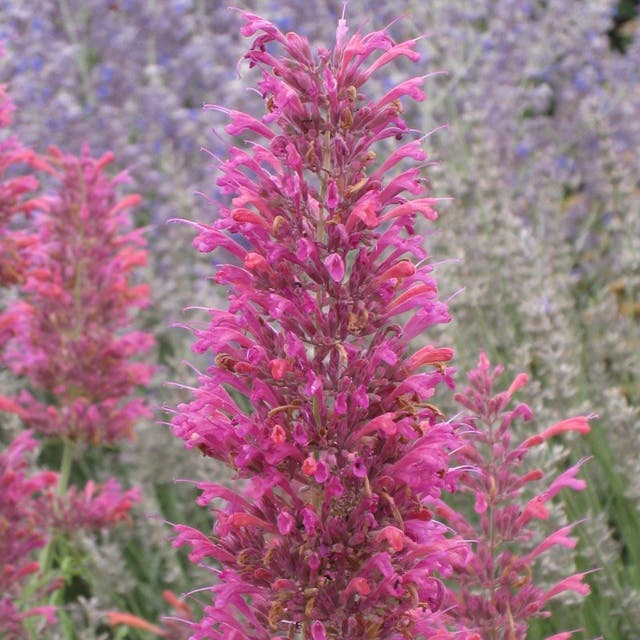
[441,354,593,639]
[2,146,154,444]
[49,478,141,534]
[171,11,471,640]
[0,431,59,639]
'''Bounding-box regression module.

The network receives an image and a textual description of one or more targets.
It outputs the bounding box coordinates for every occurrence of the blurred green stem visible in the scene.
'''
[39,437,74,573]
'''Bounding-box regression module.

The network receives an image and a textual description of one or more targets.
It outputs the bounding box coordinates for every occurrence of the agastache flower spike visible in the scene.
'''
[443,353,593,640]
[2,146,154,444]
[172,11,469,640]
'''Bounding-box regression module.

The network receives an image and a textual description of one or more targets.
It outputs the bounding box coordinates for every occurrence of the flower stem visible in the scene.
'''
[38,438,74,578]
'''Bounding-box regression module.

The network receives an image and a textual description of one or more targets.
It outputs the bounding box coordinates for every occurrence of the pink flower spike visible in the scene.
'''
[1,147,153,445]
[324,253,345,282]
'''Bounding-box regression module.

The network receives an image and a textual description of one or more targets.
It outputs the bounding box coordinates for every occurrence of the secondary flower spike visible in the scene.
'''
[172,11,472,640]
[2,147,154,444]
[443,353,592,640]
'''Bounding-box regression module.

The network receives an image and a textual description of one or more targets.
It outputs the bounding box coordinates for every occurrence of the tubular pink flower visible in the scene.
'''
[525,524,579,562]
[521,416,593,448]
[405,345,454,372]
[543,572,592,601]
[544,631,581,640]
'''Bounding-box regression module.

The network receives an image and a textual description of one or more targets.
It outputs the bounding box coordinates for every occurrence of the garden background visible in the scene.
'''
[1,0,639,638]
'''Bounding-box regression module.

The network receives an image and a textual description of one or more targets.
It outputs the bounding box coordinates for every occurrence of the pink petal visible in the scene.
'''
[324,253,345,282]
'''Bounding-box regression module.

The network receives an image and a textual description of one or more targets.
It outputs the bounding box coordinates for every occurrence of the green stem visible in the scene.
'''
[57,437,75,497]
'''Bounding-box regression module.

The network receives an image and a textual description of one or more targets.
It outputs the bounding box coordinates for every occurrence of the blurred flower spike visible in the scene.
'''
[1,146,154,444]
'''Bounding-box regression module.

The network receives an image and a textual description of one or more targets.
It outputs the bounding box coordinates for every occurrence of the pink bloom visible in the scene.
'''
[544,631,581,640]
[521,415,593,448]
[544,572,592,601]
[323,253,345,282]
[50,478,140,533]
[405,345,454,372]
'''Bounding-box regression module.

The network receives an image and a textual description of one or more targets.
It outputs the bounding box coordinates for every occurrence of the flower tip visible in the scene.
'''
[105,611,168,637]
[324,253,345,282]
[507,372,529,397]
